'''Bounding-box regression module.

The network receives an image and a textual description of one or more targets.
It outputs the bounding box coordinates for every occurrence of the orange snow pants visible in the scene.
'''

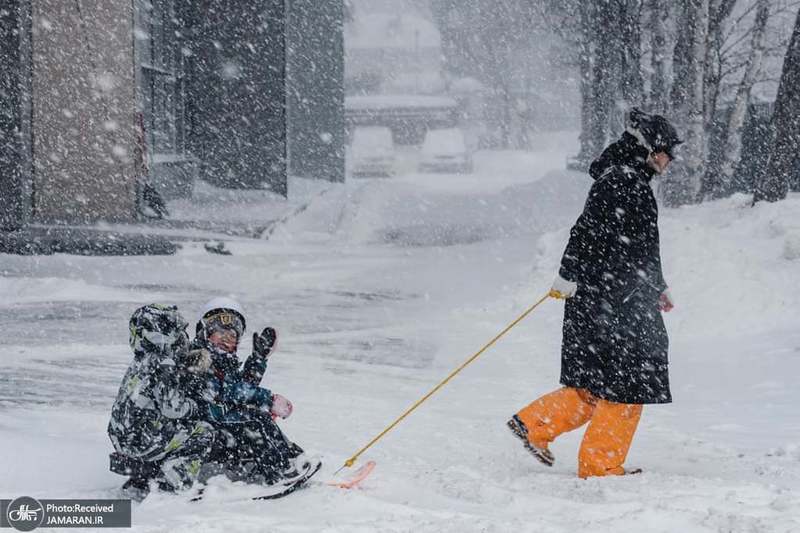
[516,387,642,478]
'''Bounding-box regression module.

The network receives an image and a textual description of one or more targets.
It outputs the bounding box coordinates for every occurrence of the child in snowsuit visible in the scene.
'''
[190,297,320,488]
[108,304,214,500]
[509,109,681,478]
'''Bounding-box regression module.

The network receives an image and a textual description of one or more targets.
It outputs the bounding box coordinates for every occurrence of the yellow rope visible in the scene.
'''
[336,292,553,473]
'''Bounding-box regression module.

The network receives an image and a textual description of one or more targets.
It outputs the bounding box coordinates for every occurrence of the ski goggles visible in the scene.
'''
[203,310,245,340]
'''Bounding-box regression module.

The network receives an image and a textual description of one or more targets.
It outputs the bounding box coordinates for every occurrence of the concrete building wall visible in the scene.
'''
[31,0,137,223]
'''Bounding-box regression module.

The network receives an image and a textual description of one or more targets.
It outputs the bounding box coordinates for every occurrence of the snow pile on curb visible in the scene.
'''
[663,193,800,339]
[274,168,592,247]
[531,192,800,340]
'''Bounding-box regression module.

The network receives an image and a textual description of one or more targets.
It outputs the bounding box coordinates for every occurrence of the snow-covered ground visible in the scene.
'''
[2,135,799,532]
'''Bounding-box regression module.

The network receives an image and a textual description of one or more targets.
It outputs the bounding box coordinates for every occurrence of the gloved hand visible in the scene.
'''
[181,348,211,374]
[253,327,278,359]
[270,393,293,419]
[550,274,578,299]
[658,289,674,312]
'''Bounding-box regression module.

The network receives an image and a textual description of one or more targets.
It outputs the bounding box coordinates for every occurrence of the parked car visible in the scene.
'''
[350,126,396,177]
[418,128,473,173]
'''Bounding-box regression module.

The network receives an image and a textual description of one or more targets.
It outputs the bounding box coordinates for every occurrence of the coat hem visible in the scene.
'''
[558,380,672,405]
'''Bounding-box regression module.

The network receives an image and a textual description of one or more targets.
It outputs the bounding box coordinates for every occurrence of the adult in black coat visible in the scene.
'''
[558,128,672,404]
[509,109,682,478]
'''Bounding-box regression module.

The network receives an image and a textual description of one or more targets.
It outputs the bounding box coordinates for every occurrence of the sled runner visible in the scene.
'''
[251,459,323,500]
[113,452,375,501]
[252,459,376,499]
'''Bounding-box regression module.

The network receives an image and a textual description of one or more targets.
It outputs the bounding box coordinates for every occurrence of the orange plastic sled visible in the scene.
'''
[327,460,376,489]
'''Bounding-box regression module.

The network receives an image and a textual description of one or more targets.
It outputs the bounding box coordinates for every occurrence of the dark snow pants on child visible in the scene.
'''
[204,411,304,484]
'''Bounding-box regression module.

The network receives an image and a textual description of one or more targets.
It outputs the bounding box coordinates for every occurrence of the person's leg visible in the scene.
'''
[213,412,304,484]
[157,421,215,490]
[515,387,596,448]
[578,400,642,478]
[248,419,296,480]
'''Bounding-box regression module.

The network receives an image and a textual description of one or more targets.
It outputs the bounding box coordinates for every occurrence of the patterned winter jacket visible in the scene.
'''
[108,305,201,458]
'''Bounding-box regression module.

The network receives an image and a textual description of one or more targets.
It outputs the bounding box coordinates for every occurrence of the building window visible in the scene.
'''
[135,0,185,158]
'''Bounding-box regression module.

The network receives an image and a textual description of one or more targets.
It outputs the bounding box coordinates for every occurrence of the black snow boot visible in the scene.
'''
[507,415,555,467]
[121,477,150,502]
[279,454,322,483]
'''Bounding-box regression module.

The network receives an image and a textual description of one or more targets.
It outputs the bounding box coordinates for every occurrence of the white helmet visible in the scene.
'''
[198,297,246,338]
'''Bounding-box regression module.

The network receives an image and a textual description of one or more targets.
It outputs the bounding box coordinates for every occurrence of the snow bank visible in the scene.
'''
[533,192,800,340]
[168,177,332,231]
[275,169,590,248]
[663,193,800,339]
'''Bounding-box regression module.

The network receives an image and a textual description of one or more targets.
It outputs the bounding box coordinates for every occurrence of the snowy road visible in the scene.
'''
[2,140,799,531]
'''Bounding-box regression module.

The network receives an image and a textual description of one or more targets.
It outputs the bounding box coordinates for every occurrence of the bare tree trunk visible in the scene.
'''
[591,2,618,150]
[649,0,669,113]
[703,0,737,130]
[614,0,642,135]
[620,0,644,109]
[664,0,693,205]
[754,7,800,203]
[575,1,599,166]
[669,0,692,116]
[685,0,710,201]
[707,0,769,199]
[663,0,709,206]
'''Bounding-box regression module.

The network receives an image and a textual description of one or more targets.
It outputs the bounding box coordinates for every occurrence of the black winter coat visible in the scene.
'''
[558,133,671,404]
